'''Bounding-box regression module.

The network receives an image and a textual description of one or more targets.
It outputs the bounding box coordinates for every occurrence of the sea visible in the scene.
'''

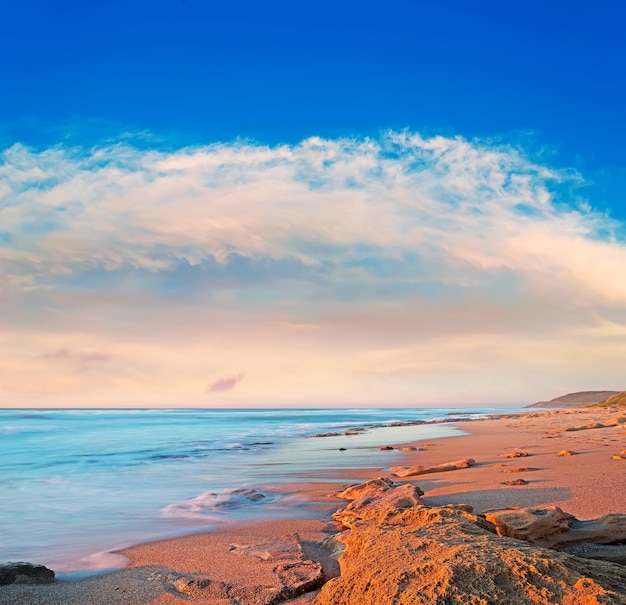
[0,407,518,575]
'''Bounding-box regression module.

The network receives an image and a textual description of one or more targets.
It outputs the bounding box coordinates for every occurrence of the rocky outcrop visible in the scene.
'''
[314,481,626,605]
[0,562,55,585]
[390,458,475,477]
[485,506,626,550]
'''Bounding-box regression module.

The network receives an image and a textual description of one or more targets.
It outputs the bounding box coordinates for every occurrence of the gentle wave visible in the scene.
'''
[163,488,277,519]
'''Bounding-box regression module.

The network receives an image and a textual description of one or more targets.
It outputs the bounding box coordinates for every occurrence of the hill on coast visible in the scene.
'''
[528,390,621,408]
[592,391,626,408]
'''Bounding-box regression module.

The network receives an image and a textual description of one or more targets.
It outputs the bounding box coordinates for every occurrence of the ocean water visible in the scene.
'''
[0,407,505,573]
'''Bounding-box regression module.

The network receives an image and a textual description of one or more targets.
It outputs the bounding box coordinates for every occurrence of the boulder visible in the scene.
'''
[485,506,626,549]
[0,562,55,585]
[335,477,394,500]
[333,482,424,529]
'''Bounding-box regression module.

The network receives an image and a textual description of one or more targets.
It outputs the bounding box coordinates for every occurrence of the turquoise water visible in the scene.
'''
[0,407,503,572]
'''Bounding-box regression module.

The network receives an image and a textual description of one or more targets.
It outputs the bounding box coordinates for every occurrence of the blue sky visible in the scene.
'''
[1,1,625,406]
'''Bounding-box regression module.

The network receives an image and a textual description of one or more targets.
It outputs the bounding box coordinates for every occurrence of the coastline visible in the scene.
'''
[2,405,625,604]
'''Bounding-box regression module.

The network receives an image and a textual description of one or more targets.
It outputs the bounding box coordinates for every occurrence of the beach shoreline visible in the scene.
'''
[2,405,625,604]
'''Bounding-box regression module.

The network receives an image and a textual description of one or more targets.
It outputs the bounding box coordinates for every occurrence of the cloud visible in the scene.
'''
[208,373,245,393]
[1,131,625,406]
[1,132,623,306]
[40,347,111,365]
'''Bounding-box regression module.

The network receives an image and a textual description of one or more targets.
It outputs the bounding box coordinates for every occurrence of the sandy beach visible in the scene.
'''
[2,405,625,604]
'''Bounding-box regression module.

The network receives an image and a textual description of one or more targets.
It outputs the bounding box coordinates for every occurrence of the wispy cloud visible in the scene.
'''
[1,132,625,406]
[208,373,245,393]
[41,348,110,363]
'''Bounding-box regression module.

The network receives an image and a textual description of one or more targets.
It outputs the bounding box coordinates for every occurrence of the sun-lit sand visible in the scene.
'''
[2,406,625,604]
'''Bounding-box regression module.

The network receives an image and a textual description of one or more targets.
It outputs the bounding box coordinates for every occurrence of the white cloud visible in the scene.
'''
[1,131,625,406]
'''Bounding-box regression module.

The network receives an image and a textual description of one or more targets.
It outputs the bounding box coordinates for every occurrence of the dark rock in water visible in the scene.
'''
[0,562,55,585]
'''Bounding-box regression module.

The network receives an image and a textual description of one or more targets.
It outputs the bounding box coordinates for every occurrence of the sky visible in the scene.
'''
[1,0,625,408]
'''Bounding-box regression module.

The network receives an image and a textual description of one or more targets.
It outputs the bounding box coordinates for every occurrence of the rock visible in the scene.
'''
[559,543,626,565]
[485,506,626,549]
[379,446,394,450]
[443,503,474,513]
[314,505,626,605]
[501,478,529,485]
[566,422,607,431]
[399,446,420,451]
[333,483,424,529]
[502,467,539,473]
[172,576,215,595]
[335,478,394,500]
[390,458,475,477]
[604,416,626,426]
[557,449,577,456]
[149,572,232,600]
[612,454,626,460]
[147,534,324,604]
[505,450,529,458]
[228,534,324,604]
[485,507,575,546]
[0,562,55,585]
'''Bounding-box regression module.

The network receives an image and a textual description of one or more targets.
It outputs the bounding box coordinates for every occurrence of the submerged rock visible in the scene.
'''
[0,562,55,585]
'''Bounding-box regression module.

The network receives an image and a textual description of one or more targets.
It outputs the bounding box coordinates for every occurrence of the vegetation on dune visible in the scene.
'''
[592,391,626,408]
